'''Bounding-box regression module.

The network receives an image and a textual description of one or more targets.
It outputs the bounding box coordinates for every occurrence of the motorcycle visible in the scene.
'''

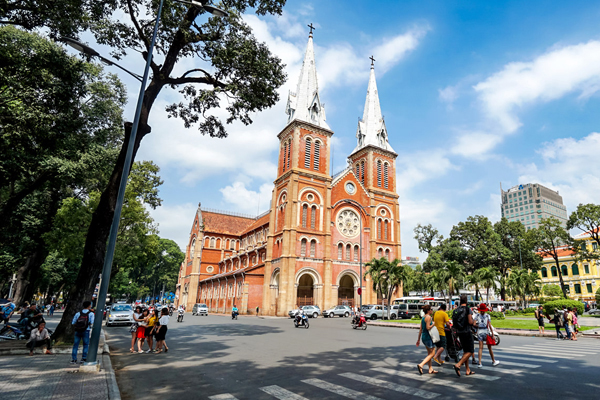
[351,313,367,330]
[0,320,52,341]
[294,313,309,329]
[232,311,238,320]
[177,310,184,323]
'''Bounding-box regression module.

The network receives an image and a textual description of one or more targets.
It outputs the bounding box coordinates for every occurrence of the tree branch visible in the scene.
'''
[126,0,150,51]
[164,75,227,88]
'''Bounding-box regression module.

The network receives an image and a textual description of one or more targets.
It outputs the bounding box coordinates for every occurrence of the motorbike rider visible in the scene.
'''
[19,304,44,332]
[294,305,306,326]
[177,306,184,322]
[232,304,239,318]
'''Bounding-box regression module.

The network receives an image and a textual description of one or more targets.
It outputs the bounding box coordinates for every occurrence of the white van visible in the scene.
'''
[192,303,208,316]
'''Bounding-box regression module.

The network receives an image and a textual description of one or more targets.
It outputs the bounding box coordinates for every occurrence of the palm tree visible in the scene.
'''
[507,268,528,307]
[466,273,482,302]
[364,257,388,306]
[445,260,466,301]
[364,258,410,319]
[429,268,450,299]
[475,267,499,303]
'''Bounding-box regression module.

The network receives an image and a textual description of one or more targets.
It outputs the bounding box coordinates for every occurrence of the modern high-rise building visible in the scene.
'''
[500,183,568,230]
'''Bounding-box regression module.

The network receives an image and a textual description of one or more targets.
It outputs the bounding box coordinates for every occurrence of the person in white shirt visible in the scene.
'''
[27,322,53,356]
[155,308,170,353]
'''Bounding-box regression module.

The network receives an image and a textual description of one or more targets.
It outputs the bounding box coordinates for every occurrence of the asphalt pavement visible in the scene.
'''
[106,313,600,400]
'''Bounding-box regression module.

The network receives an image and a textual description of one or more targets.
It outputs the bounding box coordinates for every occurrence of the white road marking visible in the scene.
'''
[371,367,474,388]
[208,395,238,400]
[495,348,583,358]
[520,344,600,352]
[471,365,523,374]
[507,345,595,355]
[260,385,309,400]
[397,362,500,381]
[340,372,441,399]
[302,378,382,400]
[481,354,556,363]
[478,358,540,368]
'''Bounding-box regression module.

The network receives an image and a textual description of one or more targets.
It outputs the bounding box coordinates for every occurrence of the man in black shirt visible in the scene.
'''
[453,295,476,377]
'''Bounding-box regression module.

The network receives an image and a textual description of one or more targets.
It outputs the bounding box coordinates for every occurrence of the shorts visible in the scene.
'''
[476,331,489,342]
[458,332,474,354]
[421,334,434,349]
[435,335,447,349]
[136,326,146,339]
[155,325,167,341]
[145,326,155,337]
[538,318,545,327]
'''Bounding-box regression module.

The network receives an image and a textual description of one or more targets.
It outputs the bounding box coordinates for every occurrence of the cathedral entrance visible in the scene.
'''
[270,270,280,315]
[338,274,355,307]
[297,274,314,306]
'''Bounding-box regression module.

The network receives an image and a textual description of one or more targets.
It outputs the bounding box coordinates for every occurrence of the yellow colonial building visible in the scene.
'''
[539,230,599,301]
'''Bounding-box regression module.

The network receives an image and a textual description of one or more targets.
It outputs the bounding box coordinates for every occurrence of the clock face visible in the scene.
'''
[345,182,356,195]
[337,210,359,237]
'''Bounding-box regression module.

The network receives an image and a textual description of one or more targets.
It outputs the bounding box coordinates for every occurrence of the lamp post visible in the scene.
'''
[63,0,228,367]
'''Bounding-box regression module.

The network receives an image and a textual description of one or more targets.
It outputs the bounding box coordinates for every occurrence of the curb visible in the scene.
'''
[101,329,121,400]
[0,328,110,356]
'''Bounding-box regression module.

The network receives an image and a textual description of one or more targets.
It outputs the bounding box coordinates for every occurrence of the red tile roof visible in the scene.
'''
[242,212,270,235]
[202,211,256,236]
[538,245,575,259]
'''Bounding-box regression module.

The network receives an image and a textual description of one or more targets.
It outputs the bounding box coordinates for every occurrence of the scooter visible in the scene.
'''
[177,310,184,323]
[351,313,367,330]
[232,311,238,320]
[294,313,309,329]
[0,320,52,341]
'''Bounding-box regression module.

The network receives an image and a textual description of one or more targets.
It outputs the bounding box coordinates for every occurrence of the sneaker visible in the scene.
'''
[70,360,77,365]
[146,349,152,353]
[138,350,144,354]
[433,358,442,366]
[477,363,483,368]
[80,359,86,364]
[492,360,500,366]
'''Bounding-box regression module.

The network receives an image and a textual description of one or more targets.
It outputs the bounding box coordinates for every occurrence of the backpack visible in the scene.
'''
[73,311,90,332]
[452,306,468,332]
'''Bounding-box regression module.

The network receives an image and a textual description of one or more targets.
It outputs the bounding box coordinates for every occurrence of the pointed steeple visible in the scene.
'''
[285,29,330,130]
[351,63,395,155]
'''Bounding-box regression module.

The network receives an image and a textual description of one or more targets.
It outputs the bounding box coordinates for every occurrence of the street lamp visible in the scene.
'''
[65,0,228,367]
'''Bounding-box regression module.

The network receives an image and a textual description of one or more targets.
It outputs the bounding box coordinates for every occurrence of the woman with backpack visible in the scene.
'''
[416,305,438,375]
[552,308,565,340]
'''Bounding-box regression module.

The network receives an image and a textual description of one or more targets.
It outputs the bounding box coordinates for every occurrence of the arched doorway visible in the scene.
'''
[270,269,280,315]
[297,274,314,306]
[338,275,355,307]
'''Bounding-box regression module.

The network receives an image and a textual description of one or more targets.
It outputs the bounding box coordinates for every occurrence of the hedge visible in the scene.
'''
[488,311,505,320]
[543,300,584,316]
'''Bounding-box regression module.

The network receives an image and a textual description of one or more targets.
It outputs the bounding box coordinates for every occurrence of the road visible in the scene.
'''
[106,314,600,400]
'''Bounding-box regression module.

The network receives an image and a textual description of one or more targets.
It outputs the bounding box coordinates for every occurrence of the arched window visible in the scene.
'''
[572,264,580,276]
[314,141,320,170]
[204,238,210,247]
[210,238,216,248]
[346,244,351,261]
[300,238,307,257]
[216,238,221,248]
[355,164,360,179]
[310,240,316,257]
[385,249,390,260]
[383,162,389,189]
[282,142,287,171]
[311,206,316,229]
[305,138,312,168]
[360,161,365,184]
[302,204,308,228]
[378,248,383,258]
[287,139,291,169]
[384,220,388,240]
[561,265,568,277]
[190,238,196,258]
[225,239,230,250]
[377,160,382,187]
[541,267,548,278]
[338,243,343,260]
[354,245,359,262]
[377,219,382,239]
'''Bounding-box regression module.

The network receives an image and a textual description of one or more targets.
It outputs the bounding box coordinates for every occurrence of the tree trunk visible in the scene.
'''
[13,247,47,306]
[51,122,151,342]
[555,258,568,298]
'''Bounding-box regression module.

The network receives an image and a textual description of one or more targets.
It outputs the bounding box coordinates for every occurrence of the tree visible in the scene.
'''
[445,260,465,299]
[52,0,287,342]
[429,268,449,300]
[542,284,563,298]
[530,218,572,298]
[508,268,541,307]
[466,273,482,302]
[449,216,504,275]
[596,287,600,304]
[475,267,499,303]
[364,258,410,319]
[414,224,442,254]
[568,203,600,262]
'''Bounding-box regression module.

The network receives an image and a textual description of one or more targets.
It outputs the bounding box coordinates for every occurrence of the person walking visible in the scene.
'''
[155,308,170,354]
[416,305,438,375]
[473,303,500,367]
[146,309,159,353]
[552,308,565,340]
[136,309,150,353]
[49,303,55,317]
[453,295,476,377]
[130,306,143,353]
[26,321,53,356]
[564,307,572,340]
[433,303,450,365]
[573,309,579,338]
[566,308,576,341]
[71,301,94,364]
[534,305,545,336]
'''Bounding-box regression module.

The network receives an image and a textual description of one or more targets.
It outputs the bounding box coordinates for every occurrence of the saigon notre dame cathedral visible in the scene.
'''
[176,30,402,316]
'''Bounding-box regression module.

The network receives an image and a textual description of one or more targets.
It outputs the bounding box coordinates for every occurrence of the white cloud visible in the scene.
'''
[148,202,198,251]
[219,181,274,214]
[517,132,600,211]
[439,85,458,104]
[396,149,458,191]
[474,40,600,134]
[372,25,430,74]
[450,131,503,159]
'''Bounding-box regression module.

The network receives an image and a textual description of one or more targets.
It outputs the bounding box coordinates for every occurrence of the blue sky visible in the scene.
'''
[104,0,600,258]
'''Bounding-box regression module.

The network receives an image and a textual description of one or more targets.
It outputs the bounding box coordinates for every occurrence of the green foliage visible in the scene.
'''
[542,284,564,298]
[487,311,505,320]
[364,257,410,318]
[523,307,536,313]
[567,203,600,262]
[596,287,600,303]
[543,300,584,316]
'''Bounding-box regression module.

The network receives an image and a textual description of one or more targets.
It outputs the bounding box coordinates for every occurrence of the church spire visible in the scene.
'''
[285,26,330,130]
[352,61,395,155]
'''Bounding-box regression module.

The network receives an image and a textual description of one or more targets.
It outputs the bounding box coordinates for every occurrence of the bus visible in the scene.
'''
[392,296,423,304]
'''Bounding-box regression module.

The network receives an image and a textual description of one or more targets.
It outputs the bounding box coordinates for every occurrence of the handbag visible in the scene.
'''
[428,324,440,343]
[486,334,496,346]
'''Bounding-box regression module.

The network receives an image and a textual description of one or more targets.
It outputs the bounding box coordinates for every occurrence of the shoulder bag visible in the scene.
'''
[427,316,440,343]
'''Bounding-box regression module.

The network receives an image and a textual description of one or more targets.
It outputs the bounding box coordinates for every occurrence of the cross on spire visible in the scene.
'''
[370,55,376,67]
[308,23,315,36]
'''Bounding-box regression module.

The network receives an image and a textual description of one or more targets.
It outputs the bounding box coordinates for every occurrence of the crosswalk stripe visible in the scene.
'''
[495,348,583,358]
[208,395,238,400]
[521,344,600,352]
[478,358,540,368]
[471,365,523,374]
[302,378,382,400]
[340,372,441,399]
[481,354,556,363]
[260,385,309,400]
[503,345,593,355]
[371,367,473,388]
[397,362,500,381]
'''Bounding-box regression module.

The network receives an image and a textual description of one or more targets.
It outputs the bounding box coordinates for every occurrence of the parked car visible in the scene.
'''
[389,304,409,320]
[324,305,351,318]
[588,308,600,315]
[106,304,134,327]
[288,305,321,318]
[192,303,208,316]
[363,304,387,320]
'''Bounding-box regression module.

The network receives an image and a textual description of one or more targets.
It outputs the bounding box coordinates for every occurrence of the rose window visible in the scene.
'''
[337,210,359,237]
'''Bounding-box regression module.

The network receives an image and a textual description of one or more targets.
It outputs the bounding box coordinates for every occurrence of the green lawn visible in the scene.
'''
[386,318,595,331]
